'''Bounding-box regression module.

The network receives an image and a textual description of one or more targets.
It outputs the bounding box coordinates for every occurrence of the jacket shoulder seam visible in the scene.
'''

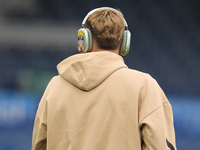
[139,102,169,124]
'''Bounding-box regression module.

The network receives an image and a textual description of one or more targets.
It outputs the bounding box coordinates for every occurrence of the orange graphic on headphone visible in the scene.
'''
[77,31,84,52]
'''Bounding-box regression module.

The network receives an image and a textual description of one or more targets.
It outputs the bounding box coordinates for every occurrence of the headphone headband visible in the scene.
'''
[82,7,128,29]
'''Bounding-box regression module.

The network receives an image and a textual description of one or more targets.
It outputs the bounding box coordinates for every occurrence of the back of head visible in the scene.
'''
[84,8,125,50]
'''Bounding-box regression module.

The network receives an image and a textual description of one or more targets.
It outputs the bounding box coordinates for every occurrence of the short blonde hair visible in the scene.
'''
[84,8,125,50]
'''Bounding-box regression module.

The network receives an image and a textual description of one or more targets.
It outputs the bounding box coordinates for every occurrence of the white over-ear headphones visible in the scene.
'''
[77,7,131,56]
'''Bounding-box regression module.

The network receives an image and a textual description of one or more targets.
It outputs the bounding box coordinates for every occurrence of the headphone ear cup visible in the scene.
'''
[77,28,92,53]
[85,28,92,51]
[120,30,131,56]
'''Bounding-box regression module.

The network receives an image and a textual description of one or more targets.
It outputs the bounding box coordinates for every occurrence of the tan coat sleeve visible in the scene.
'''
[32,78,53,150]
[139,76,176,150]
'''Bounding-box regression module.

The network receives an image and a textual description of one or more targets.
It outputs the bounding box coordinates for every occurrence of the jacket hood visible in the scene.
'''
[57,51,127,91]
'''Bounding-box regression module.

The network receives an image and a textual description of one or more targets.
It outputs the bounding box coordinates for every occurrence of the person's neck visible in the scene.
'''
[91,41,120,55]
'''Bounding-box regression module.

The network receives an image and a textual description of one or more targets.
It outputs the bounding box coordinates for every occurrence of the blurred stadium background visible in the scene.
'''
[0,0,200,149]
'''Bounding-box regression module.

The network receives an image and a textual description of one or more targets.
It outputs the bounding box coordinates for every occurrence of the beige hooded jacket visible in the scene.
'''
[32,51,176,150]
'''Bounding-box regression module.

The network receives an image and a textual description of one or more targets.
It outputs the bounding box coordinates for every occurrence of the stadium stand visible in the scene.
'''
[0,0,200,150]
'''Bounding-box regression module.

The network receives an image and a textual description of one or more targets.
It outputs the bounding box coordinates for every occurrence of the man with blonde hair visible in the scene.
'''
[32,7,176,150]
